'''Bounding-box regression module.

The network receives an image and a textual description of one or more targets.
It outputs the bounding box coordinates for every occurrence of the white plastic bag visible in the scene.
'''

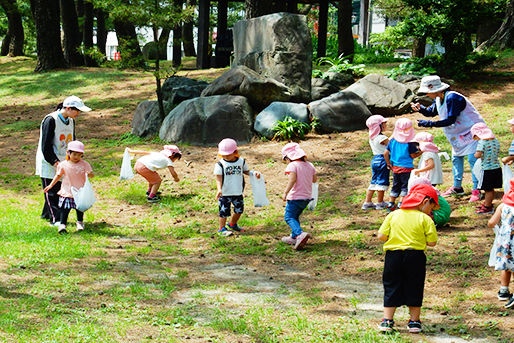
[71,174,96,212]
[308,182,319,211]
[120,148,134,180]
[472,158,484,189]
[488,225,500,267]
[249,172,269,207]
[503,163,513,193]
[438,151,450,161]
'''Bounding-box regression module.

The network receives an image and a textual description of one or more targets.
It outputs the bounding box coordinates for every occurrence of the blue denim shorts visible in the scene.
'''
[370,155,390,187]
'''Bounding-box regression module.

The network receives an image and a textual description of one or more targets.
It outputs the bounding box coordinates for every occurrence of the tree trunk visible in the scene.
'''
[337,0,354,61]
[182,0,196,56]
[412,36,426,58]
[0,0,25,56]
[75,0,84,39]
[60,0,84,66]
[114,20,145,68]
[96,9,107,55]
[30,0,67,71]
[245,0,285,19]
[478,0,514,50]
[172,0,183,67]
[83,0,97,66]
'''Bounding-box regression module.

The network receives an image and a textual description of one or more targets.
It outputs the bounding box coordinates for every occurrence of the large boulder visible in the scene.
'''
[309,91,371,133]
[201,65,292,110]
[161,76,209,105]
[322,71,354,87]
[311,78,340,101]
[233,13,312,103]
[132,100,172,138]
[343,74,415,116]
[159,95,253,145]
[254,102,309,139]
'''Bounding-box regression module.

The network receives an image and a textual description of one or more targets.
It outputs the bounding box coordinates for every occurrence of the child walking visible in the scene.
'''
[384,118,422,210]
[43,141,94,234]
[214,138,259,236]
[281,143,317,250]
[377,184,439,333]
[413,141,443,187]
[471,123,502,214]
[487,178,514,308]
[128,145,181,202]
[362,115,390,210]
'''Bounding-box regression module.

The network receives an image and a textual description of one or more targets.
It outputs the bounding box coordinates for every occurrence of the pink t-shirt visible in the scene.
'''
[285,161,316,200]
[56,160,93,198]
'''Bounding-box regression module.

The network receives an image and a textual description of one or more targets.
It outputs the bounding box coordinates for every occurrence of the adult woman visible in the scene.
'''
[411,75,486,202]
[35,96,91,225]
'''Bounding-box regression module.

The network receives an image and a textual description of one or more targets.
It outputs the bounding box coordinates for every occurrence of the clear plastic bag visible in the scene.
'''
[250,172,269,207]
[488,225,499,267]
[472,158,483,189]
[503,163,513,193]
[308,182,319,211]
[71,174,96,212]
[120,147,134,180]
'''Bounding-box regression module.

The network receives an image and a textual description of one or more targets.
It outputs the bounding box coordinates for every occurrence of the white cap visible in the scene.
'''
[63,96,91,112]
[418,75,450,94]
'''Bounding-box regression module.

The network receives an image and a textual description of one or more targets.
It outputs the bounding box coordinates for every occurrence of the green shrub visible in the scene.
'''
[386,56,440,80]
[272,117,311,141]
[314,54,365,78]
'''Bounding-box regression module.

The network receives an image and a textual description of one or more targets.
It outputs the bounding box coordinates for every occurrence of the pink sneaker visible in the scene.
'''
[469,189,481,203]
[281,236,296,245]
[294,232,311,250]
[441,186,465,197]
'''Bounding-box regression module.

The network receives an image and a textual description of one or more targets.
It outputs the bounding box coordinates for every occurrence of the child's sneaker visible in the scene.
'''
[147,195,161,203]
[361,202,375,210]
[58,224,67,234]
[476,205,494,215]
[217,227,233,236]
[505,296,514,308]
[498,289,512,301]
[76,221,85,231]
[469,189,481,203]
[294,232,310,250]
[281,236,296,245]
[441,186,465,197]
[375,202,388,210]
[146,191,162,196]
[386,202,397,212]
[407,320,422,333]
[378,319,394,332]
[227,222,245,232]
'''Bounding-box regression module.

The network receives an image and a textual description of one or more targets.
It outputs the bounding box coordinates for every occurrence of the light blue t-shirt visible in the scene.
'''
[477,138,500,170]
[386,139,418,169]
[509,139,514,156]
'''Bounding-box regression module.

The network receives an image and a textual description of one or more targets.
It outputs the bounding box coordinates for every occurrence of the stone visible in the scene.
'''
[233,13,312,103]
[343,74,415,116]
[254,102,309,139]
[201,65,292,110]
[161,76,209,105]
[311,78,340,101]
[322,71,354,87]
[159,95,253,145]
[131,100,172,138]
[309,91,371,133]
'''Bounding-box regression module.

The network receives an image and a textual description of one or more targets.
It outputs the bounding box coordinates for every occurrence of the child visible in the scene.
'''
[409,177,452,228]
[43,141,94,234]
[281,143,317,250]
[501,118,514,166]
[413,132,434,144]
[362,115,390,210]
[384,118,422,210]
[214,138,259,236]
[471,123,502,214]
[487,177,514,308]
[413,141,443,187]
[128,145,181,202]
[377,184,439,333]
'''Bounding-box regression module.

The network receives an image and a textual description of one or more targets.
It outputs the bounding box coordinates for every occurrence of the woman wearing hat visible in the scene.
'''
[411,75,486,202]
[36,96,92,226]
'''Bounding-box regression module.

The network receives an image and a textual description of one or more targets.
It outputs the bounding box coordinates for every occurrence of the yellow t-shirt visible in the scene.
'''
[378,209,437,251]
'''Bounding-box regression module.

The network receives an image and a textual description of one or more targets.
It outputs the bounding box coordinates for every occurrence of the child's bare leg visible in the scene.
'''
[383,307,396,320]
[483,190,494,207]
[230,212,242,226]
[365,189,375,203]
[150,181,161,195]
[219,217,228,228]
[377,190,385,203]
[501,270,512,287]
[408,306,421,321]
[389,196,397,204]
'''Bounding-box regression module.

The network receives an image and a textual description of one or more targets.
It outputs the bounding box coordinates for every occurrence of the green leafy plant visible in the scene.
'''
[272,117,311,141]
[386,56,439,80]
[316,54,365,77]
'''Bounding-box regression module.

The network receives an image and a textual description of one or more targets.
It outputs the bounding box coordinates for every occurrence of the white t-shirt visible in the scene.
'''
[418,151,443,185]
[369,134,388,155]
[137,152,173,171]
[213,158,249,196]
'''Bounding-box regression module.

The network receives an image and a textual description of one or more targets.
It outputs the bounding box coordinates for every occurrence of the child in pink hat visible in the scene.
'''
[362,115,390,210]
[281,142,317,250]
[43,140,94,234]
[413,142,443,187]
[214,138,260,236]
[502,118,514,166]
[128,145,182,203]
[384,118,421,210]
[471,123,502,214]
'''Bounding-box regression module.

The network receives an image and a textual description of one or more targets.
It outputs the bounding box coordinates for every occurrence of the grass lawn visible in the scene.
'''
[0,54,513,342]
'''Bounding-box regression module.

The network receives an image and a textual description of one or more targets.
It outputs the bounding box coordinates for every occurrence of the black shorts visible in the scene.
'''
[218,195,244,217]
[390,172,410,198]
[383,250,426,307]
[479,168,502,191]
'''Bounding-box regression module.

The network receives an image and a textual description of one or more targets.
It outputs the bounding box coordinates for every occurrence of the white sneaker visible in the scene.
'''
[281,236,296,245]
[361,202,376,210]
[51,221,61,227]
[375,202,387,210]
[58,224,67,234]
[76,221,85,231]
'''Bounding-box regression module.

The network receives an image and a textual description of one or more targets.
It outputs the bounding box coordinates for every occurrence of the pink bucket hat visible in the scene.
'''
[67,140,84,153]
[161,144,181,157]
[412,132,434,143]
[392,118,415,143]
[218,138,238,155]
[508,118,514,125]
[419,142,439,153]
[366,115,388,139]
[281,142,306,160]
[470,122,495,140]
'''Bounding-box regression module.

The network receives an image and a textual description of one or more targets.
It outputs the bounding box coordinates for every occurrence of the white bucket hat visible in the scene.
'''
[63,95,92,112]
[418,75,450,94]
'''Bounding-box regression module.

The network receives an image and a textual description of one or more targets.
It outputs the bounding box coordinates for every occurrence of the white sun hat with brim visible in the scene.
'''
[417,75,450,94]
[63,95,92,112]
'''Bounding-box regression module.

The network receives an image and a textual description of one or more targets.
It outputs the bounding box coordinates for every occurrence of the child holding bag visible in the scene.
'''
[413,141,443,187]
[281,143,317,250]
[43,141,94,234]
